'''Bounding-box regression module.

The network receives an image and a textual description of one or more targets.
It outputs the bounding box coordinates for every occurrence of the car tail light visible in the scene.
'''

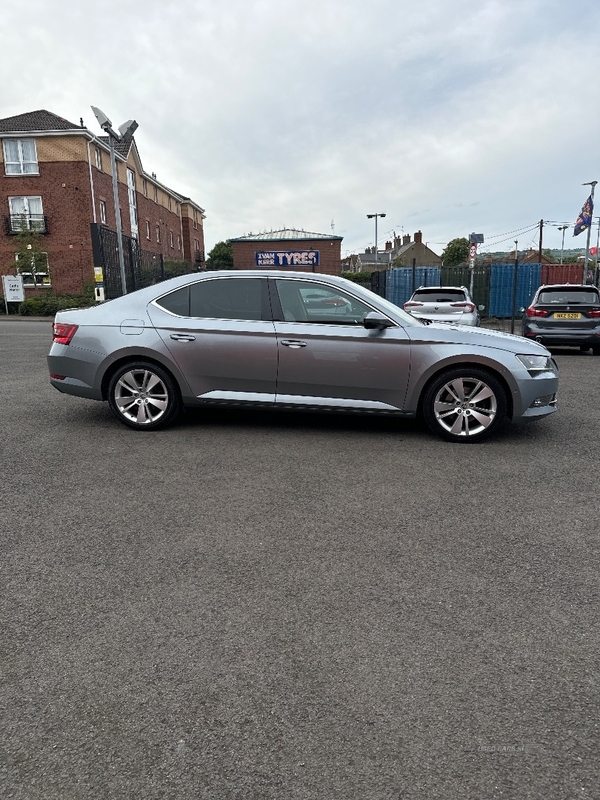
[450,302,475,312]
[403,301,423,309]
[526,307,549,318]
[52,322,78,345]
[587,309,600,318]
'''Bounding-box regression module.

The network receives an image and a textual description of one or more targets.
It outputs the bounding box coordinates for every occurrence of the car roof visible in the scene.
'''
[412,285,469,292]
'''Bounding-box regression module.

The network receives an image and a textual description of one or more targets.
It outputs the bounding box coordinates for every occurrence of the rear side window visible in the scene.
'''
[190,278,263,320]
[411,289,466,302]
[538,289,600,304]
[155,286,190,316]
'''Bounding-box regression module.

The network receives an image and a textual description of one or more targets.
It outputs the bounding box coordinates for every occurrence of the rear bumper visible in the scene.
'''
[522,322,600,346]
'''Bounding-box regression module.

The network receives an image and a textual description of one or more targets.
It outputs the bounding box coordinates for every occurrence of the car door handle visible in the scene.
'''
[170,334,196,342]
[281,339,307,348]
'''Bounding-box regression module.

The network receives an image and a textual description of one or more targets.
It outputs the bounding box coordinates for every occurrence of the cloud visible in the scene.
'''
[1,0,599,256]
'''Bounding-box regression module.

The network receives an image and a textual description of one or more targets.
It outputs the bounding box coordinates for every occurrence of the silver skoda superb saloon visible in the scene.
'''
[47,271,559,443]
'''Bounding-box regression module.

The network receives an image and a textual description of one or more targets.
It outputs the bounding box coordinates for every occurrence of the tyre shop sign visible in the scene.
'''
[255,250,320,267]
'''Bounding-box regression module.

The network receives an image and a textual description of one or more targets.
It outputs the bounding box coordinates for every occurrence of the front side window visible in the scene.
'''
[275,280,374,324]
[8,196,44,232]
[3,139,38,175]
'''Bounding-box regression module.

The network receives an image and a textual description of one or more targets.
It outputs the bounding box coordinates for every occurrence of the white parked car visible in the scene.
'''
[403,286,480,326]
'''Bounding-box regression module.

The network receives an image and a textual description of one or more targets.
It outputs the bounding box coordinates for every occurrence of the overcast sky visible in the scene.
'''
[2,0,599,257]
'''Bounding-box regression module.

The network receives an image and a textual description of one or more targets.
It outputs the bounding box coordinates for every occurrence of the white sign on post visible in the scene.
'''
[3,275,25,303]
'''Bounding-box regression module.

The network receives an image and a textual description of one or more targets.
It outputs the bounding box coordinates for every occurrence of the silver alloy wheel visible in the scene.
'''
[432,375,498,438]
[113,368,169,425]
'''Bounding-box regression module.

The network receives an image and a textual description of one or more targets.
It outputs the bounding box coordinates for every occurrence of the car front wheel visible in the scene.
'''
[107,361,181,430]
[422,368,507,443]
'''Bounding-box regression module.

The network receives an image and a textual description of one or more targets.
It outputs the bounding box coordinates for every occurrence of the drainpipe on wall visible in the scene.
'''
[86,139,97,223]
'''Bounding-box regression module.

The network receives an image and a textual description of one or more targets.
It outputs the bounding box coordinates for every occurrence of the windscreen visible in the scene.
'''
[538,289,600,305]
[411,289,466,302]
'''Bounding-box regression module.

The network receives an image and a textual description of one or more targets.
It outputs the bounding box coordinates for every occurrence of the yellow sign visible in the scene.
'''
[94,267,104,283]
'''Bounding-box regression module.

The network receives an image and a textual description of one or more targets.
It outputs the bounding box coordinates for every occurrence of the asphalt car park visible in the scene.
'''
[1,318,599,800]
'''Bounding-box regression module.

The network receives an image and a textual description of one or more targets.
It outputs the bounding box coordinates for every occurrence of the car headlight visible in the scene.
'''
[516,354,553,373]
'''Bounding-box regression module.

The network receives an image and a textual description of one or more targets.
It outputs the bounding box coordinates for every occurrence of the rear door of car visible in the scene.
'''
[270,278,411,411]
[147,276,278,401]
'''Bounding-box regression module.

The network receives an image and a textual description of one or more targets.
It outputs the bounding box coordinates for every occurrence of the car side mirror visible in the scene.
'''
[363,312,394,329]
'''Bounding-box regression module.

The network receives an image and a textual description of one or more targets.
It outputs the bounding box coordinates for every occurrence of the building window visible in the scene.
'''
[168,197,172,212]
[8,196,45,232]
[156,225,160,243]
[177,234,181,250]
[194,238,200,251]
[16,251,50,286]
[146,220,151,240]
[3,139,38,175]
[127,169,138,240]
[153,186,158,203]
[94,147,103,170]
[99,200,107,225]
[169,231,174,248]
[143,179,148,197]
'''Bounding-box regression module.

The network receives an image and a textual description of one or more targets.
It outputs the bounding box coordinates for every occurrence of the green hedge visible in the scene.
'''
[341,271,373,286]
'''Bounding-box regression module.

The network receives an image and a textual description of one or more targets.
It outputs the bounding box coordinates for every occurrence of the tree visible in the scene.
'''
[206,240,233,270]
[10,228,50,286]
[442,237,470,266]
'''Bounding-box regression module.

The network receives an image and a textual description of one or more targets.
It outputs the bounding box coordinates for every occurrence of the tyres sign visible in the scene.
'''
[255,250,320,267]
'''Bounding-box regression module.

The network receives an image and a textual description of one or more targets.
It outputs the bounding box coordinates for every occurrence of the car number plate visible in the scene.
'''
[554,312,581,319]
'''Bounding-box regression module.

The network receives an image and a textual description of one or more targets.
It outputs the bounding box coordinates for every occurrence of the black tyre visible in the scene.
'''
[422,368,507,443]
[107,361,181,430]
[592,346,600,356]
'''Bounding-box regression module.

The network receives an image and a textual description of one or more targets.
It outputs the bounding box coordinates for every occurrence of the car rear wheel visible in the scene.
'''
[592,345,600,356]
[422,368,507,443]
[107,361,180,430]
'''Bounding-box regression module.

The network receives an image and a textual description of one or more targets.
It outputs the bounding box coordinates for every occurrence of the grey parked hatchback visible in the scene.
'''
[48,271,559,443]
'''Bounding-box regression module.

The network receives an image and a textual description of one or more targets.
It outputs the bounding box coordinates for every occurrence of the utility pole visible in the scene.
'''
[538,219,544,264]
[510,240,519,334]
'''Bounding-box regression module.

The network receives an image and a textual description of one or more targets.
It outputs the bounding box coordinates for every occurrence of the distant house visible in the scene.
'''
[345,231,442,273]
[230,228,342,275]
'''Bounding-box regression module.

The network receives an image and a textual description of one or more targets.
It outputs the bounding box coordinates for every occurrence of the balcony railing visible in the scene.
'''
[4,214,49,235]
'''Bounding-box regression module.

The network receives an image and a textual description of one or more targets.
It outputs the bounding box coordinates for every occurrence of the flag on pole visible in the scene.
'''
[573,195,593,236]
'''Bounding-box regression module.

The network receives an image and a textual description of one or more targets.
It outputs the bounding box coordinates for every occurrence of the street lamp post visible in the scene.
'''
[557,225,568,265]
[367,213,386,266]
[91,106,138,296]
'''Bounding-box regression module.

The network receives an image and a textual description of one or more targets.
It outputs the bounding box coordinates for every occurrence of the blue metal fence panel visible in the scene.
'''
[489,263,541,318]
[385,267,441,308]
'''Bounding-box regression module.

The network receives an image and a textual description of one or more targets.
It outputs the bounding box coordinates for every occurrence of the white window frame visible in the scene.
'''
[15,251,51,287]
[169,230,174,248]
[145,220,151,240]
[8,196,45,232]
[3,138,39,175]
[94,147,103,170]
[156,225,160,243]
[99,200,107,225]
[177,234,181,251]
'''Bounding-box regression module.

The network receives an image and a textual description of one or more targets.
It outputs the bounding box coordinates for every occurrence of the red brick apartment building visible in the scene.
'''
[0,110,205,296]
[230,229,343,275]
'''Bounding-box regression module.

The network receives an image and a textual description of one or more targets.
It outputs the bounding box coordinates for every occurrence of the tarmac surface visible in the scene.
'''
[1,319,598,799]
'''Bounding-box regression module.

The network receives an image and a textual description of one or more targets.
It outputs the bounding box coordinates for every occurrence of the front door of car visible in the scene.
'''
[271,278,411,411]
[147,276,278,401]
